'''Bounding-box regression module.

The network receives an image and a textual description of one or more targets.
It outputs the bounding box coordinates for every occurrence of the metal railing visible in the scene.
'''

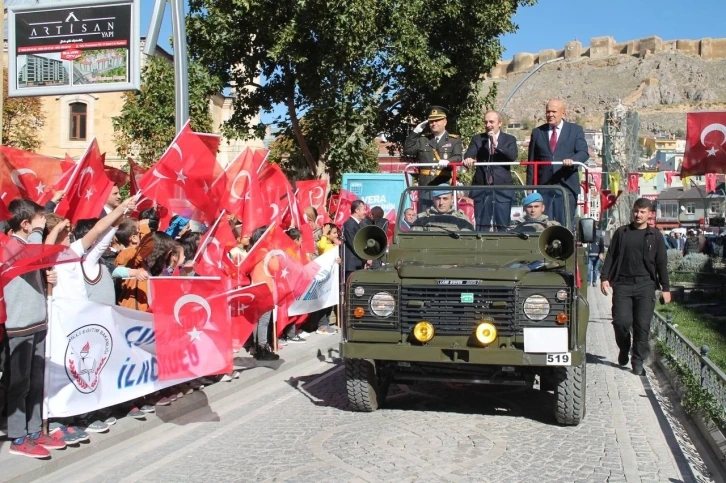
[651,311,726,414]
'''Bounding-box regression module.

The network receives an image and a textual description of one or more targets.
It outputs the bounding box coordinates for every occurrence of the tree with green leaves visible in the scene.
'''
[2,71,45,151]
[187,0,535,182]
[112,55,220,166]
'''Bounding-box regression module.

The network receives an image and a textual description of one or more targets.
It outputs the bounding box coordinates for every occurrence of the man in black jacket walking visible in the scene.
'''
[601,198,671,375]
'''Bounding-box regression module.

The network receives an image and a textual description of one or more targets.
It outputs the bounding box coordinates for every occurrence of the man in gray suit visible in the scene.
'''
[526,99,589,228]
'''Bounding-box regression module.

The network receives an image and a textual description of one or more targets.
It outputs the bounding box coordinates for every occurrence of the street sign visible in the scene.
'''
[7,0,141,97]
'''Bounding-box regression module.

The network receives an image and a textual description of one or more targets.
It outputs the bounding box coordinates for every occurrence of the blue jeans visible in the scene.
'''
[587,256,600,285]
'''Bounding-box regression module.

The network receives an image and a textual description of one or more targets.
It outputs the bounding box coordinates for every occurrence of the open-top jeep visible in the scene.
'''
[341,180,597,425]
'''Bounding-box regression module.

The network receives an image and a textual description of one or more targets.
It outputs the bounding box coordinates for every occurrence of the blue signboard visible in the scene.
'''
[341,173,409,214]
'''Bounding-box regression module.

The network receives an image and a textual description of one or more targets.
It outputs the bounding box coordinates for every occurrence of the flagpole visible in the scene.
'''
[191,209,227,264]
[42,283,53,435]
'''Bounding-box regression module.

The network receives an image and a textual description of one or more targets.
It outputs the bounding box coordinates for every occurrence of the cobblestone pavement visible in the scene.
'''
[37,289,716,483]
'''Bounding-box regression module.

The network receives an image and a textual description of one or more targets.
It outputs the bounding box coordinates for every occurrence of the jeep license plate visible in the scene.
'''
[460,293,474,303]
[546,353,571,366]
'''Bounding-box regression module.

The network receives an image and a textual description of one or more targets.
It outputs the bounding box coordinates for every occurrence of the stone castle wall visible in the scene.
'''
[489,36,726,79]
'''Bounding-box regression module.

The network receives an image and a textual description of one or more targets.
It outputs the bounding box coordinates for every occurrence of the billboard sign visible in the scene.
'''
[7,0,141,97]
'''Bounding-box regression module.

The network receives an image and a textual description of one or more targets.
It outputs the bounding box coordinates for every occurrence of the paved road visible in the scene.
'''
[36,288,716,483]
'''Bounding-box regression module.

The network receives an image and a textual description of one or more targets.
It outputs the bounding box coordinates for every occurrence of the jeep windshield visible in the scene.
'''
[397,185,573,236]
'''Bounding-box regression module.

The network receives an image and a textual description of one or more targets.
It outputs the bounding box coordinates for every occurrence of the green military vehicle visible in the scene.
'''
[341,183,597,425]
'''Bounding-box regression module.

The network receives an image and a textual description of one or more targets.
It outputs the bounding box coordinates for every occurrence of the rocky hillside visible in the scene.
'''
[485,50,726,135]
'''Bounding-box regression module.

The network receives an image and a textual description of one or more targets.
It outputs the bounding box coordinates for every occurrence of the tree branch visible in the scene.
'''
[284,66,318,174]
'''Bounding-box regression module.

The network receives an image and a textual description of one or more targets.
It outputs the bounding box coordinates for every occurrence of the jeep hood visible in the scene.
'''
[395,255,546,281]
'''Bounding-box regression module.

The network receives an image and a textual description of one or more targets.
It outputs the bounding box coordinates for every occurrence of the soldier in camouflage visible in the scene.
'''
[513,192,561,233]
[413,185,474,232]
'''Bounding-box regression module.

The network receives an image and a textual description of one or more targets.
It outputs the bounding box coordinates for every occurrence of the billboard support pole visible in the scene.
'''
[143,0,166,56]
[170,0,189,134]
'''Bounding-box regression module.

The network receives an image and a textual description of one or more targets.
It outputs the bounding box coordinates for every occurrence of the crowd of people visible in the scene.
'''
[0,182,377,459]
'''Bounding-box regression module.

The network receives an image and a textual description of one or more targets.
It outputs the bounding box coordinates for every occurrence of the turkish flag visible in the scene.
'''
[259,164,297,229]
[591,172,602,193]
[193,211,238,277]
[296,179,328,214]
[385,209,396,243]
[104,165,129,187]
[627,173,639,193]
[36,157,75,206]
[54,140,114,223]
[0,232,83,324]
[0,146,72,204]
[0,197,10,221]
[599,190,622,220]
[682,112,726,176]
[665,171,674,186]
[226,282,274,351]
[151,277,233,380]
[127,158,145,195]
[137,122,223,222]
[706,173,718,193]
[333,189,358,227]
[252,149,269,172]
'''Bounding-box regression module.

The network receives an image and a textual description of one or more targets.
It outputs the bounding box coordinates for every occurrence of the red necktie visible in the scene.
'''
[550,127,558,152]
[487,139,494,184]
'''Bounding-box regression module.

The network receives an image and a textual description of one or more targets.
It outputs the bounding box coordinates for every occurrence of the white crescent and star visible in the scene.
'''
[10,168,38,193]
[173,294,212,342]
[230,170,252,201]
[152,167,170,180]
[700,123,726,147]
[263,249,289,279]
[202,237,223,269]
[309,186,324,207]
[76,167,94,197]
[270,203,279,220]
[228,292,255,314]
[175,169,187,184]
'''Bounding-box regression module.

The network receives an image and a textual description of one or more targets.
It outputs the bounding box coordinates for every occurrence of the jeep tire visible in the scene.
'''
[554,362,586,425]
[345,358,386,411]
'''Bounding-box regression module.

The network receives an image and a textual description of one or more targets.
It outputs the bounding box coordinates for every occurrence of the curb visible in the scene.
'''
[1,336,340,483]
[653,355,726,475]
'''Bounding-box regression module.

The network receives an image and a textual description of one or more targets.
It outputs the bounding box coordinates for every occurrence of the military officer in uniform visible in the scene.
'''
[404,106,463,211]
[412,185,473,232]
[512,192,561,233]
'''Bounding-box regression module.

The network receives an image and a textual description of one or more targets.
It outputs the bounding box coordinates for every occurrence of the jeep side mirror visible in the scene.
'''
[578,218,596,244]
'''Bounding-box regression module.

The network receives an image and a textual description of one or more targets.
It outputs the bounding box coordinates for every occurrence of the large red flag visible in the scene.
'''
[193,211,238,277]
[682,112,726,176]
[0,146,71,204]
[137,122,222,222]
[627,173,639,193]
[296,179,329,216]
[54,140,114,223]
[384,209,396,243]
[36,157,75,206]
[227,282,274,351]
[104,165,129,187]
[259,164,297,229]
[333,189,358,227]
[0,197,10,221]
[151,277,233,381]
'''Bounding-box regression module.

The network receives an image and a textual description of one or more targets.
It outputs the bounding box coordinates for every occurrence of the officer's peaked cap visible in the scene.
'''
[427,106,448,121]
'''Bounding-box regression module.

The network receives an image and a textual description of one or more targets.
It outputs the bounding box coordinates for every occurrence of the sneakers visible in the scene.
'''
[287,335,307,344]
[632,363,646,376]
[299,331,312,339]
[64,425,90,443]
[104,415,118,426]
[618,348,630,367]
[127,407,146,420]
[316,327,337,335]
[220,373,233,382]
[50,423,89,444]
[232,370,240,379]
[278,338,289,346]
[9,436,51,459]
[82,419,110,433]
[139,404,155,414]
[155,396,172,407]
[31,432,66,450]
[254,345,280,361]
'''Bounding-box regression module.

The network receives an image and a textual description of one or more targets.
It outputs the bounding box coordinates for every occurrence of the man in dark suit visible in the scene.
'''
[404,106,462,211]
[343,200,370,282]
[463,110,519,230]
[526,99,589,228]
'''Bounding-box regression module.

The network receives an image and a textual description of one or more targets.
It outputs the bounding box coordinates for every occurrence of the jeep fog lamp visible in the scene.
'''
[353,307,365,318]
[354,286,365,297]
[556,289,568,301]
[413,321,435,343]
[523,295,550,321]
[370,292,395,317]
[475,320,497,345]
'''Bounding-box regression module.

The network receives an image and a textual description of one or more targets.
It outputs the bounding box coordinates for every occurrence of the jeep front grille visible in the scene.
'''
[348,284,400,330]
[400,285,516,336]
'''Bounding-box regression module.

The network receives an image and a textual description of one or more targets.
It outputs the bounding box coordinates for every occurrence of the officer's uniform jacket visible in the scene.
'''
[412,207,473,232]
[404,131,463,186]
[514,214,560,232]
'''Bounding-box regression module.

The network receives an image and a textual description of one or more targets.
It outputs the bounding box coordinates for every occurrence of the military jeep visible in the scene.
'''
[341,184,596,425]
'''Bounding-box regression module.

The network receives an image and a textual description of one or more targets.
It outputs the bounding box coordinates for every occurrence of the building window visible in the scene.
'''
[686,203,696,214]
[657,201,678,220]
[69,102,87,141]
[710,201,721,214]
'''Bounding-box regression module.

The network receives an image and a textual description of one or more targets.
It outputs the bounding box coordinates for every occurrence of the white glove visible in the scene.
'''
[437,160,449,168]
[413,120,428,134]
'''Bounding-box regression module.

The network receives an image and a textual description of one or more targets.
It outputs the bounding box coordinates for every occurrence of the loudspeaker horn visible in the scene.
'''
[538,225,575,262]
[353,225,388,260]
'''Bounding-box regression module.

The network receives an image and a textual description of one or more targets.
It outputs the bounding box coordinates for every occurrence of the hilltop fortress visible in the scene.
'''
[490,36,726,78]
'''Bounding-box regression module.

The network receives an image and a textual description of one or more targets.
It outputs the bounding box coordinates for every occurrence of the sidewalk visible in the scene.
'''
[0,331,340,483]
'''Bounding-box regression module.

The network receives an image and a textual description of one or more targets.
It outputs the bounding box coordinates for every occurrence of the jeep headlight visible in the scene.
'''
[370,292,395,317]
[523,294,550,321]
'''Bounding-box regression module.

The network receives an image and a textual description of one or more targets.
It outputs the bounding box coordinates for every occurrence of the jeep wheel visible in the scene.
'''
[554,362,586,425]
[345,358,386,412]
